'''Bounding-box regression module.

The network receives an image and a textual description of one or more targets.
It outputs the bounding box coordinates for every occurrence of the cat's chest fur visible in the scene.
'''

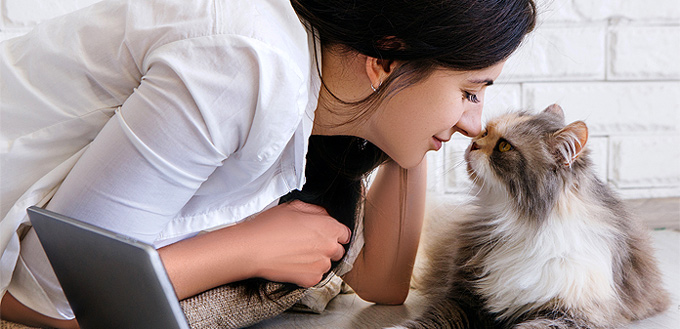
[472,195,618,319]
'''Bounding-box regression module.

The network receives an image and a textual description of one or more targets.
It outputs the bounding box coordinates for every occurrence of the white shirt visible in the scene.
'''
[0,0,324,319]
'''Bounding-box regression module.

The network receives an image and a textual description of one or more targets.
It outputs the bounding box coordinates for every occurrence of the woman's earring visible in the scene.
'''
[370,81,382,92]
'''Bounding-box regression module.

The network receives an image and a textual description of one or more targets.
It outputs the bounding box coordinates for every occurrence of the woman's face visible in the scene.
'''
[367,61,505,169]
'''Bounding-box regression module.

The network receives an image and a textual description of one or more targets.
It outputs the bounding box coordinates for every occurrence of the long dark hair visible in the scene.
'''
[236,0,537,301]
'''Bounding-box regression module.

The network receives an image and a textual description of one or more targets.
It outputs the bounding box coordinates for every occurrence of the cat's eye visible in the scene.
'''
[498,140,513,152]
[480,130,488,137]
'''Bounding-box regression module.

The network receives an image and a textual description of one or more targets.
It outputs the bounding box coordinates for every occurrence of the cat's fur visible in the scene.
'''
[396,105,669,329]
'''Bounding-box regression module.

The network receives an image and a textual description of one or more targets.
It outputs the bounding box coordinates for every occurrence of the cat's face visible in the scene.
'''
[464,104,589,219]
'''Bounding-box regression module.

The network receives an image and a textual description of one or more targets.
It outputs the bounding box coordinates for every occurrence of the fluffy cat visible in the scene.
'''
[394,105,669,329]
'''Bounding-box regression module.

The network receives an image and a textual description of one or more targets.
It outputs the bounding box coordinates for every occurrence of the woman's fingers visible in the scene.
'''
[337,224,351,245]
[330,243,346,262]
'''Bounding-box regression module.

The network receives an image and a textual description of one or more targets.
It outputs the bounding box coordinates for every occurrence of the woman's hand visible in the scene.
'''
[160,200,350,299]
[242,200,351,287]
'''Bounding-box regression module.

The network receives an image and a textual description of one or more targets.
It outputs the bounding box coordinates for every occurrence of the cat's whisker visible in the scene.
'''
[468,178,486,200]
[451,158,467,169]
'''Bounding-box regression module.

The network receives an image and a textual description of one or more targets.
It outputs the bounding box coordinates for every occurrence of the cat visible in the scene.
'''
[392,104,670,329]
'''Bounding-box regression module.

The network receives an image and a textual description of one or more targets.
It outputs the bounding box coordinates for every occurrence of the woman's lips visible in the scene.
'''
[432,137,444,151]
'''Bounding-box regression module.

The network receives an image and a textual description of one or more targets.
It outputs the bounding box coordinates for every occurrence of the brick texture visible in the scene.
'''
[498,23,606,82]
[609,25,680,80]
[571,0,680,22]
[523,82,680,135]
[537,0,680,23]
[610,135,680,189]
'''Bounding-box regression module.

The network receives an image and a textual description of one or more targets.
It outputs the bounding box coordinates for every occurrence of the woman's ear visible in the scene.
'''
[364,56,398,91]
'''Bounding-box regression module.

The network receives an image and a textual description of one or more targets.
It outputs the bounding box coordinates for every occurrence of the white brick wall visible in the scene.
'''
[609,25,680,80]
[1,0,679,199]
[610,135,680,189]
[498,23,607,82]
[523,82,680,134]
[541,0,680,23]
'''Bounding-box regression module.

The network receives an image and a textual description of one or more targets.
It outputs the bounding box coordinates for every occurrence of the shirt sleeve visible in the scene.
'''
[45,35,306,243]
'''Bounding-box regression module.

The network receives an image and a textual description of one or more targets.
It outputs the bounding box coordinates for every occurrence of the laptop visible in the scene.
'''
[27,206,190,329]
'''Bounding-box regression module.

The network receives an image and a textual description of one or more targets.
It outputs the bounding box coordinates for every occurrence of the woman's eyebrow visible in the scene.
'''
[467,79,494,86]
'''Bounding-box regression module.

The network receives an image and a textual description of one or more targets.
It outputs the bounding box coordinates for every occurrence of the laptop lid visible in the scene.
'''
[27,206,190,329]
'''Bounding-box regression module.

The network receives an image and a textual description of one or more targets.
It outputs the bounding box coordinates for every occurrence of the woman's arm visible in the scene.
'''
[159,200,351,300]
[342,159,427,305]
[1,293,79,329]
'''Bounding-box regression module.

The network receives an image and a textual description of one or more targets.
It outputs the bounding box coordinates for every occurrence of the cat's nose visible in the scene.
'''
[470,141,480,151]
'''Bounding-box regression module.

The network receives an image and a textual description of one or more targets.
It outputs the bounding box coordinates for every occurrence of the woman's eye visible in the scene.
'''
[464,91,480,103]
[498,140,513,152]
[480,130,488,137]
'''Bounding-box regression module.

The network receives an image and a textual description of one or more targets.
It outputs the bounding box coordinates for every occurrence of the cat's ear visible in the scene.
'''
[551,121,588,167]
[543,104,565,120]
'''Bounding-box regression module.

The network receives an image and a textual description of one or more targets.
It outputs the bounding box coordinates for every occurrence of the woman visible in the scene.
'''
[0,0,536,327]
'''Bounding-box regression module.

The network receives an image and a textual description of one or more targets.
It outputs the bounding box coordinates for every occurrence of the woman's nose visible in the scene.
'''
[456,107,482,137]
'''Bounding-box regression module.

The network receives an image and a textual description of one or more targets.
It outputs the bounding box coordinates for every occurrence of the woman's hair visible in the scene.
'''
[292,0,537,118]
[236,0,537,301]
